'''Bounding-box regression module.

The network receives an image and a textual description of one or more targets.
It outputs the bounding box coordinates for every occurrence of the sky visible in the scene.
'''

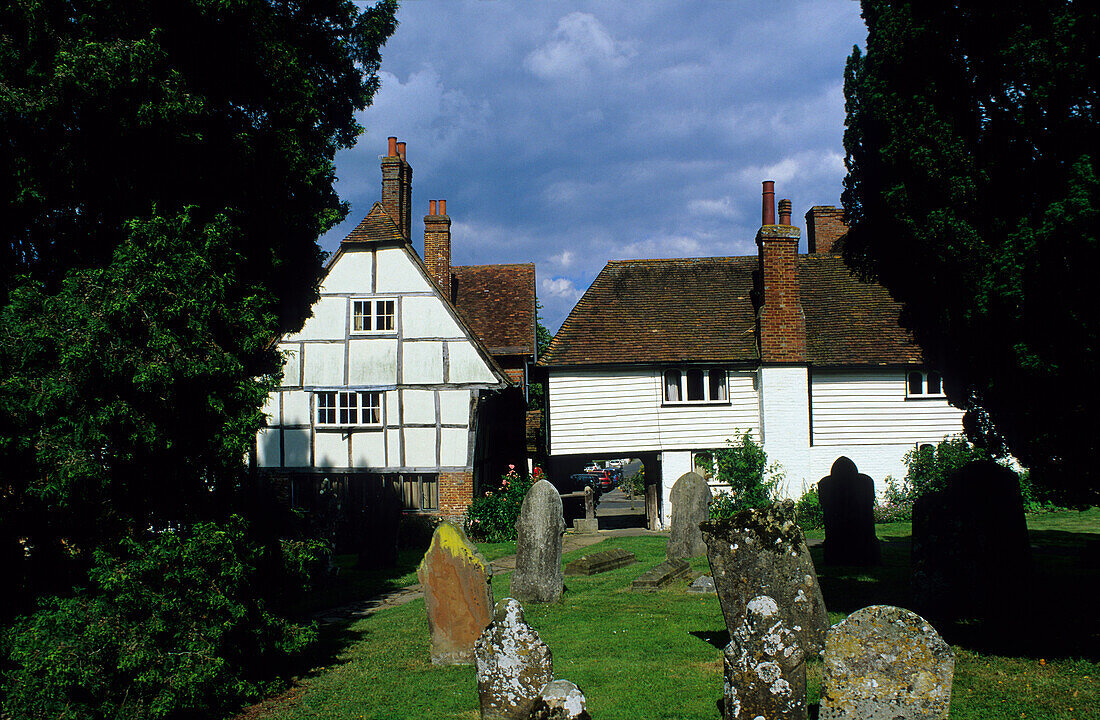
[323,0,869,332]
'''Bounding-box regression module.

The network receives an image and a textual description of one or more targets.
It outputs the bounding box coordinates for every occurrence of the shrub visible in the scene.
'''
[795,486,824,531]
[1,517,315,720]
[708,431,783,519]
[901,435,989,499]
[463,466,537,542]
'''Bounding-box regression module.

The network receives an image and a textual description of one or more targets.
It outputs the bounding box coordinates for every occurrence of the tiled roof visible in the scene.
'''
[451,263,536,355]
[539,257,760,366]
[539,254,923,367]
[340,202,406,244]
[800,254,923,365]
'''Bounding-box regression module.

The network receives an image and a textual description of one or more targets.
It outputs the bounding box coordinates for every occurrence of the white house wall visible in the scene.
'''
[256,245,501,473]
[548,369,760,456]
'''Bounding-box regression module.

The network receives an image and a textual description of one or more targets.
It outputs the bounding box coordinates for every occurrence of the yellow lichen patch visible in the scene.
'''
[420,521,488,573]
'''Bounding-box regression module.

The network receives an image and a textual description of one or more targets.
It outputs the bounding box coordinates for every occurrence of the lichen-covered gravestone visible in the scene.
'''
[701,500,829,657]
[724,595,807,720]
[666,471,711,560]
[511,479,566,603]
[820,605,954,720]
[912,460,1031,626]
[416,521,493,665]
[530,680,591,720]
[818,456,880,566]
[475,598,555,720]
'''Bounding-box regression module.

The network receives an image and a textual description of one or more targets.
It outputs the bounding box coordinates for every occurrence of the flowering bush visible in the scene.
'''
[463,466,538,542]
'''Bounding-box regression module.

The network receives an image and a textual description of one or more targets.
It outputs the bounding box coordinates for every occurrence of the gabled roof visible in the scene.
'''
[452,263,536,356]
[538,254,923,368]
[539,257,760,366]
[341,202,406,244]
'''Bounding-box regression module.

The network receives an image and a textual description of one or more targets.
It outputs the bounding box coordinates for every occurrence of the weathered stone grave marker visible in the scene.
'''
[820,605,954,720]
[564,548,636,576]
[723,594,807,720]
[630,557,692,591]
[818,456,880,566]
[667,471,711,559]
[475,598,555,720]
[574,485,598,534]
[531,680,591,720]
[701,500,829,657]
[511,479,566,603]
[416,521,493,665]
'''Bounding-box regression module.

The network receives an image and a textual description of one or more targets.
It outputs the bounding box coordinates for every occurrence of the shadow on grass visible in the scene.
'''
[689,629,730,650]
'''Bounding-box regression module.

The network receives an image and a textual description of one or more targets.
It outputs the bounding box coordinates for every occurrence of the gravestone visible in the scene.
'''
[574,486,598,534]
[564,548,636,576]
[416,521,494,665]
[820,605,954,720]
[511,479,567,603]
[687,574,716,594]
[667,471,711,559]
[912,460,1030,626]
[818,456,881,566]
[701,500,829,657]
[723,595,807,720]
[475,598,555,720]
[530,680,591,720]
[630,558,692,591]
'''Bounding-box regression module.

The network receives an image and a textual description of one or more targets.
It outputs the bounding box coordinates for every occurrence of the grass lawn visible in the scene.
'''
[245,510,1099,720]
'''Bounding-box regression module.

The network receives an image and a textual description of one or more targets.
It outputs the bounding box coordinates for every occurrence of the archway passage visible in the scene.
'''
[547,452,660,530]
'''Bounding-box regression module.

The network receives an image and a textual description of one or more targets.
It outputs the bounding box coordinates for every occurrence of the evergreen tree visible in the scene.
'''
[842,0,1099,503]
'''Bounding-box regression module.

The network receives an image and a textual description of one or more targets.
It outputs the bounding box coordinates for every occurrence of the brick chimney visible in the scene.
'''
[805,206,847,254]
[757,182,806,362]
[381,136,413,240]
[424,199,451,299]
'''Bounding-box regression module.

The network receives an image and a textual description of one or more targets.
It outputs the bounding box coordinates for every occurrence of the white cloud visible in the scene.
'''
[554,250,576,268]
[525,12,635,80]
[541,276,583,301]
[688,196,739,220]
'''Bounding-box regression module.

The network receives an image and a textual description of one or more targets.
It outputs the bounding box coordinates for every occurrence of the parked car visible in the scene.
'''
[568,472,601,493]
[583,462,602,473]
[590,469,618,492]
[606,459,624,469]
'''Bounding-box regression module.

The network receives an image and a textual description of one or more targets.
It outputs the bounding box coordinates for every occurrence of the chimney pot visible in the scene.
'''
[429,199,437,215]
[387,136,397,157]
[778,198,792,226]
[762,181,776,225]
[439,199,447,216]
[396,141,406,160]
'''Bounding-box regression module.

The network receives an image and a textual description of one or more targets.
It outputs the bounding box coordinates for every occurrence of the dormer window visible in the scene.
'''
[664,368,728,404]
[352,298,396,333]
[906,371,944,398]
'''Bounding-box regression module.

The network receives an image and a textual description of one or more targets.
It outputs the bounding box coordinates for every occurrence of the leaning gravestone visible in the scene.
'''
[530,680,592,720]
[818,456,881,566]
[511,479,567,603]
[475,598,555,720]
[820,605,954,720]
[416,521,494,665]
[701,500,829,657]
[724,595,807,720]
[912,460,1030,625]
[667,471,711,559]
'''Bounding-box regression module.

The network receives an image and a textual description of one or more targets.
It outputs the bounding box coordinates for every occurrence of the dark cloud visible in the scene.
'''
[325,0,867,331]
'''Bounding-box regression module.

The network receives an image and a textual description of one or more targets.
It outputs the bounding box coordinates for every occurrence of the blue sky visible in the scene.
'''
[323,0,868,332]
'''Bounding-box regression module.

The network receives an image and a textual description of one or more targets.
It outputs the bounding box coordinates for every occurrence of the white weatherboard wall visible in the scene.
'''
[256,244,500,473]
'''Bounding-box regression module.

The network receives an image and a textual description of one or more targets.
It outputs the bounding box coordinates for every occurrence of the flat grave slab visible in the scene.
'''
[564,548,637,576]
[631,558,692,591]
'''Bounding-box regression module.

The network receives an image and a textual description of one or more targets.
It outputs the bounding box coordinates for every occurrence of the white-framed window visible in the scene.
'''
[663,367,729,403]
[315,391,382,426]
[906,370,945,398]
[351,298,396,333]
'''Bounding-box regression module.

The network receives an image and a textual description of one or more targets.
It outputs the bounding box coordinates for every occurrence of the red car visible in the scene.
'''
[589,468,618,492]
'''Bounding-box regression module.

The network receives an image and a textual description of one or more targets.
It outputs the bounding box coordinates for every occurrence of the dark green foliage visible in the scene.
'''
[901,435,990,498]
[842,0,1100,504]
[796,486,824,531]
[1,517,318,720]
[708,431,782,518]
[527,300,554,412]
[464,467,537,542]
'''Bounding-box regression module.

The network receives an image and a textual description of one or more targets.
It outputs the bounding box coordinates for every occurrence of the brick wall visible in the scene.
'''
[380,139,412,240]
[805,206,848,254]
[758,224,807,362]
[424,204,451,298]
[438,470,474,518]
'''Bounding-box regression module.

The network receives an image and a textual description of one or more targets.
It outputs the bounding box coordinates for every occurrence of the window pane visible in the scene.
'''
[317,392,337,424]
[363,392,381,424]
[400,474,417,509]
[927,372,942,394]
[353,301,368,331]
[709,369,727,401]
[376,300,394,331]
[907,371,923,395]
[340,391,358,424]
[664,370,681,401]
[423,474,439,510]
[686,369,704,401]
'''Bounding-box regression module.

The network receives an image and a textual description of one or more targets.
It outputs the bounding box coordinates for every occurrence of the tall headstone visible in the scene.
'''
[701,500,829,657]
[511,479,566,603]
[667,471,711,559]
[818,456,881,566]
[724,595,807,720]
[912,460,1030,626]
[475,598,555,720]
[574,486,598,534]
[820,605,954,720]
[530,680,591,720]
[416,521,494,665]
